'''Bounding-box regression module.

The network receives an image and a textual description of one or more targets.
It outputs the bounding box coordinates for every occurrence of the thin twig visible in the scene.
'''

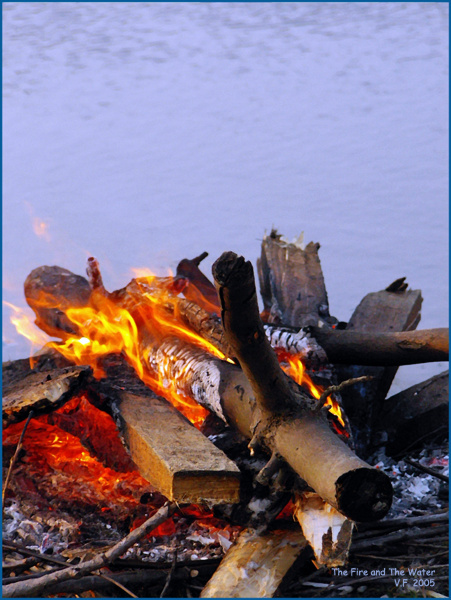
[2,410,34,509]
[3,541,137,597]
[354,510,448,534]
[96,570,138,598]
[160,550,177,597]
[315,376,374,412]
[404,457,449,482]
[2,502,176,598]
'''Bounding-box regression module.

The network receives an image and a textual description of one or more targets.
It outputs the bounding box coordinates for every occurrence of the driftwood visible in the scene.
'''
[200,528,309,598]
[23,262,392,521]
[376,370,449,456]
[2,502,176,598]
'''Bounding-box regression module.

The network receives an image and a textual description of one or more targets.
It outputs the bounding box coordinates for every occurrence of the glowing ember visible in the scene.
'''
[3,415,151,512]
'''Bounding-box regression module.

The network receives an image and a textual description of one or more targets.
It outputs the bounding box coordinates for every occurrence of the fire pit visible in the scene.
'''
[3,230,448,598]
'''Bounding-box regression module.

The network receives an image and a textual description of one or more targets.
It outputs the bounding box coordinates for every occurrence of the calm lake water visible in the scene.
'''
[3,2,449,392]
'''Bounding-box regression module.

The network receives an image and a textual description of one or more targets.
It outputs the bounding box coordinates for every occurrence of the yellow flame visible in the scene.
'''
[130,267,156,279]
[3,301,51,348]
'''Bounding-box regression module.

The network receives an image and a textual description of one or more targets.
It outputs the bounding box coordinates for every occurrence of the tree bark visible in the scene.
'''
[200,528,309,598]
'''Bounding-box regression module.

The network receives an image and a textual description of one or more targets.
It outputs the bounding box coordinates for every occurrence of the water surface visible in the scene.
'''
[3,2,448,391]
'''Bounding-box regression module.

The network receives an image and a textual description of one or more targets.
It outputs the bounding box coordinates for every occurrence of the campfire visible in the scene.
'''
[3,230,449,598]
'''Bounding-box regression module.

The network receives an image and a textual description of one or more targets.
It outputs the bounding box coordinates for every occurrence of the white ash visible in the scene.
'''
[3,500,80,554]
[369,444,448,518]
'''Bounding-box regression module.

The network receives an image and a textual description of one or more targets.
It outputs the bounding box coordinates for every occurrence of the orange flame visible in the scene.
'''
[32,217,51,242]
[10,263,345,431]
[280,352,345,428]
[36,276,216,426]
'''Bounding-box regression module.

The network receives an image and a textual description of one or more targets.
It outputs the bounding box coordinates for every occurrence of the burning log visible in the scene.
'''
[200,527,309,598]
[21,259,393,522]
[2,363,92,428]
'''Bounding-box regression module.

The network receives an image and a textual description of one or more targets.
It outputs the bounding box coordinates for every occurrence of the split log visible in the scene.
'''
[23,261,393,521]
[376,370,449,456]
[308,326,448,366]
[293,492,354,567]
[200,527,309,598]
[257,230,336,327]
[2,363,92,428]
[115,392,240,504]
[335,280,423,457]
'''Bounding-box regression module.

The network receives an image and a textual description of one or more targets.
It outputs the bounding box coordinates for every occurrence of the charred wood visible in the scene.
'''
[309,326,448,366]
[24,266,91,339]
[257,230,336,327]
[22,260,392,521]
[375,370,449,457]
[335,282,423,457]
[2,363,92,428]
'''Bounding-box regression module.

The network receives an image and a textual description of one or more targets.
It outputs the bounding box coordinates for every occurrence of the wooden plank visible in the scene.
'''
[200,528,309,598]
[117,392,241,504]
[377,370,449,456]
[336,283,423,457]
[2,361,91,428]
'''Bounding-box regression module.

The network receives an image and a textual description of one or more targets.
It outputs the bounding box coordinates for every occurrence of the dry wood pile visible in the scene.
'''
[2,229,449,598]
